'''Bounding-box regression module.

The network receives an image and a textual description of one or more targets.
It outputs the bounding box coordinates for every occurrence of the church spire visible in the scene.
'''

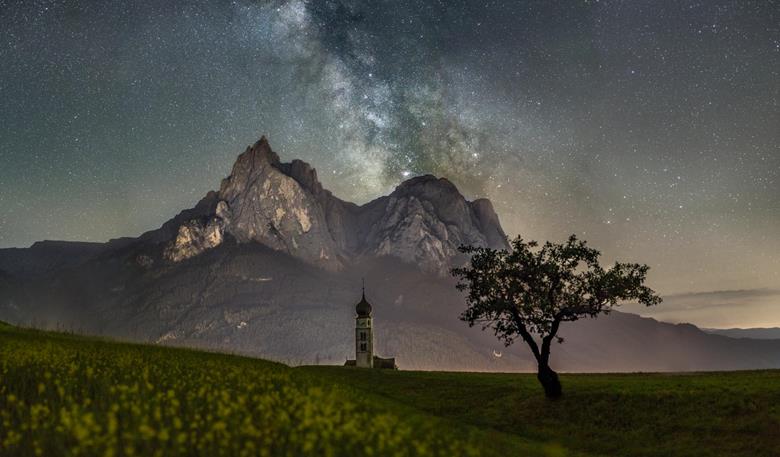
[355,279,372,317]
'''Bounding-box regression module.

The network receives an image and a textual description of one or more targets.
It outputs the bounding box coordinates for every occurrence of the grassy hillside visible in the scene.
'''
[0,325,564,457]
[2,324,778,457]
[303,367,780,457]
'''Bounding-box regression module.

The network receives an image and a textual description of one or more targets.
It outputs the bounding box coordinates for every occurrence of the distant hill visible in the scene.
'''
[703,327,780,340]
[0,240,106,278]
[2,137,779,372]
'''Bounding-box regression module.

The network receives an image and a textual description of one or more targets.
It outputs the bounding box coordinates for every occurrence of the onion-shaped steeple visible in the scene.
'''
[355,280,372,317]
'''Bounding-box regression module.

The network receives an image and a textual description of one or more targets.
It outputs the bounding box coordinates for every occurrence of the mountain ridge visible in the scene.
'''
[1,136,779,372]
[703,327,780,340]
[149,136,508,274]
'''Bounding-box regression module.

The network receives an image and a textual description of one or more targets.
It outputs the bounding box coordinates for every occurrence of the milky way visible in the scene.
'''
[0,0,778,326]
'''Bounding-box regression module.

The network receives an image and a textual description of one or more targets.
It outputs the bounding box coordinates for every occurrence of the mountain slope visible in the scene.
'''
[1,136,778,372]
[703,327,780,340]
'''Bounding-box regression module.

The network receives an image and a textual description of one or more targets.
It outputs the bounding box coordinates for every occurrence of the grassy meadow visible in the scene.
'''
[2,322,779,456]
[0,324,562,457]
[305,367,780,457]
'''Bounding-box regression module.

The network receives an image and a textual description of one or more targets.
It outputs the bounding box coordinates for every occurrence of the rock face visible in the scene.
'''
[160,136,508,274]
[163,214,226,262]
[214,138,343,270]
[359,176,507,272]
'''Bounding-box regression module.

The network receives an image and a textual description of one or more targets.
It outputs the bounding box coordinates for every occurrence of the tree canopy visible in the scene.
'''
[452,234,661,398]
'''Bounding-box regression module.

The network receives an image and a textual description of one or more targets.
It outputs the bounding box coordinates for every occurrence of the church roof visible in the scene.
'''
[356,289,372,317]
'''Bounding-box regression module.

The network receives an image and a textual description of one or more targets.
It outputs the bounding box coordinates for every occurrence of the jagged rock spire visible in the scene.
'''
[246,135,281,164]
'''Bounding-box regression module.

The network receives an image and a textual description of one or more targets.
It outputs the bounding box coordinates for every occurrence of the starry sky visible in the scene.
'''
[1,0,778,327]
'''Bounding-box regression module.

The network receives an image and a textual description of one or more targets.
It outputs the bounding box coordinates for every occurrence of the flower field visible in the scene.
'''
[1,324,514,457]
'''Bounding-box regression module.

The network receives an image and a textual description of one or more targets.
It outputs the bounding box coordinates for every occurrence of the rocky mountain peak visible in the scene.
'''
[219,137,279,191]
[355,173,509,273]
[393,174,459,194]
[160,136,509,275]
[248,135,280,164]
[389,174,473,226]
[212,137,342,270]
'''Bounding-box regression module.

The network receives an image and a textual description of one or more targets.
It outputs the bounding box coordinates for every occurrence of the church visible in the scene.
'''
[344,285,397,369]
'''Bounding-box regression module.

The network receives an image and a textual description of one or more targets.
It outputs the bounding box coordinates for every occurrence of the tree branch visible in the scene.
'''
[540,316,562,366]
[509,306,541,362]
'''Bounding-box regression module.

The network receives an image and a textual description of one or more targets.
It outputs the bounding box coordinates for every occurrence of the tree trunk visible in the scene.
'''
[537,363,562,399]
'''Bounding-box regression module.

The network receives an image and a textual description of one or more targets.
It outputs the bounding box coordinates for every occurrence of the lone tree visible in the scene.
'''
[452,235,661,398]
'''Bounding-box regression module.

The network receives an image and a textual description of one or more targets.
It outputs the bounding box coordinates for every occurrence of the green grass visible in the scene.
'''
[301,367,780,457]
[2,324,778,457]
[0,325,563,457]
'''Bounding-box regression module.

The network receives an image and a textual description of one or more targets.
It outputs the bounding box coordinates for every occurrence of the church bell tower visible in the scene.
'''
[355,281,374,368]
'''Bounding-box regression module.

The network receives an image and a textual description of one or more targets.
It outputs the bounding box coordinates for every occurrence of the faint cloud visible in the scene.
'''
[622,288,780,329]
[662,288,780,311]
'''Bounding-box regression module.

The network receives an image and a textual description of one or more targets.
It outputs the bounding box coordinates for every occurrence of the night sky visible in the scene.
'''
[1,0,778,327]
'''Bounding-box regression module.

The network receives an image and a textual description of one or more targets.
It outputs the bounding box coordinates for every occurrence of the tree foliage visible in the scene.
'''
[452,234,661,397]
